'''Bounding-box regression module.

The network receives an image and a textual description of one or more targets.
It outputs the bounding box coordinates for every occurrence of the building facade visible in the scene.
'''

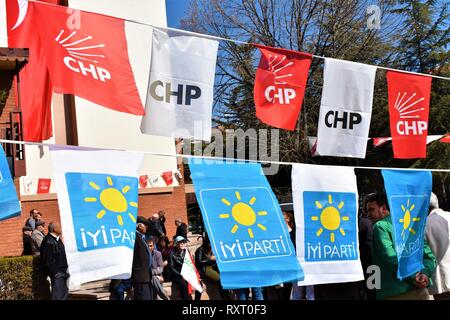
[0,0,189,257]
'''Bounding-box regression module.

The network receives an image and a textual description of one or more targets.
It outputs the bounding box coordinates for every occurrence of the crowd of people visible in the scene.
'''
[20,191,450,300]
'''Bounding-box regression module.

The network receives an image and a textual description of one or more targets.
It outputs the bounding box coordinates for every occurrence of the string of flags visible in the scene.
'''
[18,170,180,196]
[307,134,450,157]
[0,140,447,289]
[2,0,448,290]
[6,0,449,160]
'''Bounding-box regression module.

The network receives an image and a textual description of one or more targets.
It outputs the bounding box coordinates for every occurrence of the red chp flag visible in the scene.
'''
[387,71,432,158]
[31,1,144,115]
[37,178,51,194]
[6,0,59,141]
[253,44,312,130]
[441,134,450,143]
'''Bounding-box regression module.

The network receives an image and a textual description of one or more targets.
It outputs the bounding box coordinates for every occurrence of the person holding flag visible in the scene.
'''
[168,236,192,300]
[367,192,436,300]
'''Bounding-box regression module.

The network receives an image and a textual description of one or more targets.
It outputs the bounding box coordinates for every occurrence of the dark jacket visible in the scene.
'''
[168,248,185,281]
[132,232,151,283]
[160,217,167,235]
[195,245,216,278]
[39,234,68,276]
[22,234,33,256]
[358,216,373,273]
[175,223,188,239]
[149,220,164,239]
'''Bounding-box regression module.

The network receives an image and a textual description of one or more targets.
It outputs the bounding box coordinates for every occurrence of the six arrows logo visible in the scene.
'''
[394,91,427,136]
[264,54,296,104]
[56,29,112,82]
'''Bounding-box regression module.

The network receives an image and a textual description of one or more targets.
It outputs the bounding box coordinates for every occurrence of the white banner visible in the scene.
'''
[292,163,364,285]
[181,249,203,293]
[316,58,376,158]
[50,148,144,289]
[141,28,219,141]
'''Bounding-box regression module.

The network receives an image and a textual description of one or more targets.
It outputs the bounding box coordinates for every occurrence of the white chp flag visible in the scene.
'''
[50,148,144,289]
[316,58,377,158]
[292,164,364,285]
[141,28,219,141]
[181,249,203,293]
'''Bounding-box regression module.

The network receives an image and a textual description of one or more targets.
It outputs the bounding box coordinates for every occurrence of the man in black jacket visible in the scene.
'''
[39,222,69,300]
[148,214,165,242]
[158,210,167,235]
[22,226,34,256]
[174,218,188,240]
[132,221,153,300]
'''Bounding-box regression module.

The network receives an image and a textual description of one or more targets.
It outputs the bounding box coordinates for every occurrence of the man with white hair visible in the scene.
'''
[425,192,450,300]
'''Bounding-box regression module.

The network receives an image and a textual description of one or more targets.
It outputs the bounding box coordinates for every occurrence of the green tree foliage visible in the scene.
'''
[181,0,449,204]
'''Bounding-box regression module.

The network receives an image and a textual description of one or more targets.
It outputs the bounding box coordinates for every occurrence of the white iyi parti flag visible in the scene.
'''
[181,249,203,292]
[51,148,144,289]
[292,164,364,285]
[140,28,219,141]
[316,58,377,158]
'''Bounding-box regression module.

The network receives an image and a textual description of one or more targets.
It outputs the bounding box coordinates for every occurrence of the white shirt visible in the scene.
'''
[426,208,450,295]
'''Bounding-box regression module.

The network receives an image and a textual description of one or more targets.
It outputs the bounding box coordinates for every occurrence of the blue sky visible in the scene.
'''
[166,0,190,27]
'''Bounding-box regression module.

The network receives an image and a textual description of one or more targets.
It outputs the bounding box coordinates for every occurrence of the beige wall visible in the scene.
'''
[10,0,178,186]
[68,0,177,179]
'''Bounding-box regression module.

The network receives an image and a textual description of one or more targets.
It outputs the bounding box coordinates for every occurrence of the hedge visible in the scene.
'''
[0,256,51,300]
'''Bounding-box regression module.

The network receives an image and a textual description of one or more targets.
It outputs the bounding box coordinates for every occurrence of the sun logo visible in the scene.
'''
[219,191,268,239]
[311,194,350,243]
[84,176,137,227]
[399,199,420,240]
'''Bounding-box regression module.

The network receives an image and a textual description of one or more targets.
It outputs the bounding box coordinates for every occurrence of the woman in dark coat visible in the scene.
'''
[168,236,191,300]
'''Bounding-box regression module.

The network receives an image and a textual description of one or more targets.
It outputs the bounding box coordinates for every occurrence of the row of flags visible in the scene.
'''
[307,134,450,157]
[19,171,179,196]
[0,144,434,289]
[6,0,143,141]
[6,1,445,160]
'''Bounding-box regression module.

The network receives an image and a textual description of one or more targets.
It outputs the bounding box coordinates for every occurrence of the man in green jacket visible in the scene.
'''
[366,192,436,300]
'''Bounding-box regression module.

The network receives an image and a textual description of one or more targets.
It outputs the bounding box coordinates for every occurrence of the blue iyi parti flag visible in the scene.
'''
[189,161,304,289]
[0,145,20,221]
[382,170,432,280]
[51,148,144,289]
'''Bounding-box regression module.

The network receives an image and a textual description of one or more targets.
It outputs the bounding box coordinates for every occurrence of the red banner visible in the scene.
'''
[253,44,312,130]
[139,175,148,188]
[387,71,432,158]
[161,171,173,186]
[6,0,59,141]
[31,1,144,115]
[441,134,450,143]
[37,178,51,194]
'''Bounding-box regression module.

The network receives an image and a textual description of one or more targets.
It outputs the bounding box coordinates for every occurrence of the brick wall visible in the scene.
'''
[0,199,62,257]
[138,185,188,239]
[0,181,188,257]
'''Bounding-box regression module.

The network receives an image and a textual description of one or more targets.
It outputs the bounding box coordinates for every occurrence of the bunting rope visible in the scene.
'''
[147,25,450,81]
[29,0,450,81]
[1,139,449,172]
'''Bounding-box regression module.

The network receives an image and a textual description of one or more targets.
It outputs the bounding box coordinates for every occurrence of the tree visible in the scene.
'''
[180,0,449,198]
